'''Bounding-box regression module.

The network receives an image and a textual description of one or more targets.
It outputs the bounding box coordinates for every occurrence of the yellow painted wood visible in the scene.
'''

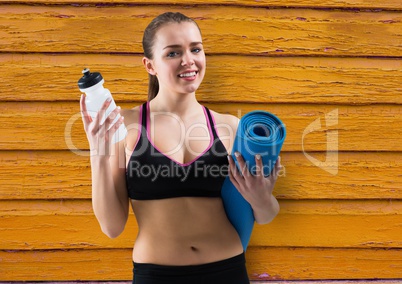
[1,0,401,10]
[1,247,401,281]
[0,151,91,200]
[250,199,402,248]
[0,151,401,200]
[1,54,401,104]
[1,199,401,250]
[0,1,401,282]
[0,248,133,281]
[258,282,402,284]
[0,203,136,250]
[1,5,401,56]
[245,247,402,280]
[1,102,401,151]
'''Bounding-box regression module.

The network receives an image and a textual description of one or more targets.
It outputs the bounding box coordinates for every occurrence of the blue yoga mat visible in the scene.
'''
[221,110,286,250]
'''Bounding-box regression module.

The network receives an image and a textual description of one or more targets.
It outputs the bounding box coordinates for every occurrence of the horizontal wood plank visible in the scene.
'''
[0,0,401,10]
[0,279,401,284]
[1,54,401,104]
[1,102,401,151]
[246,247,402,280]
[0,151,92,200]
[251,199,402,248]
[0,151,401,200]
[1,5,401,56]
[1,199,401,250]
[1,247,401,280]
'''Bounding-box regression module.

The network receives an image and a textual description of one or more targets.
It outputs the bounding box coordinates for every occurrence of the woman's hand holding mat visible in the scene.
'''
[221,111,286,250]
[228,153,282,223]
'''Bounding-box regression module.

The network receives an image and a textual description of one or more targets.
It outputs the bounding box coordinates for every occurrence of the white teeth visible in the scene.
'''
[179,71,196,78]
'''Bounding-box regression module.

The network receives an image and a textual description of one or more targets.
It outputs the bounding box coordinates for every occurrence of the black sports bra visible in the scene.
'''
[126,102,229,200]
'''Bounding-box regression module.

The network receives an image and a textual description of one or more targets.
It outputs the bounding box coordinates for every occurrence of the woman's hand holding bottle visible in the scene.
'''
[80,94,124,158]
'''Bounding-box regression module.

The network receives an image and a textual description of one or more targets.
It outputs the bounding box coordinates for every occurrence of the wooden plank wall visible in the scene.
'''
[0,0,401,281]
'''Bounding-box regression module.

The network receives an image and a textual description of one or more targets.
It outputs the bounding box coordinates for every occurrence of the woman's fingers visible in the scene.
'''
[81,96,123,140]
[255,154,263,177]
[80,95,125,157]
[92,98,112,134]
[104,106,123,139]
[270,156,282,182]
[80,94,92,126]
[276,156,282,178]
[234,152,251,179]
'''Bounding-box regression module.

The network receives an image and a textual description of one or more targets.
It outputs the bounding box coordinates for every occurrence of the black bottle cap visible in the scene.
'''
[77,68,103,89]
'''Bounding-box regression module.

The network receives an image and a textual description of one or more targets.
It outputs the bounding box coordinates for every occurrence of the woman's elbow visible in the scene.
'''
[100,224,125,239]
[255,203,280,225]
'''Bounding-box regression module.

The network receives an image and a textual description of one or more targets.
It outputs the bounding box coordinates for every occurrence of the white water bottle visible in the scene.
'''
[78,68,127,144]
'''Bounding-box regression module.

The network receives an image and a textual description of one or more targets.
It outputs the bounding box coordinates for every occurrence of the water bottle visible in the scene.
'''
[78,68,127,144]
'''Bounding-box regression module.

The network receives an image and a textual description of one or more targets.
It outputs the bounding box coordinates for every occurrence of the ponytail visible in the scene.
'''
[148,74,159,101]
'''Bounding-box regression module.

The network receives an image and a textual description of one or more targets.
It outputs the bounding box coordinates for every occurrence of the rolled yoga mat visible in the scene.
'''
[221,110,286,250]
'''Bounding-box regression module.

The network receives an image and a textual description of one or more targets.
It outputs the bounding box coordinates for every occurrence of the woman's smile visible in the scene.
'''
[178,70,198,81]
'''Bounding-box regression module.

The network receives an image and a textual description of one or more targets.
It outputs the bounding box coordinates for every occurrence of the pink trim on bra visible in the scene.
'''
[126,105,143,169]
[209,109,220,138]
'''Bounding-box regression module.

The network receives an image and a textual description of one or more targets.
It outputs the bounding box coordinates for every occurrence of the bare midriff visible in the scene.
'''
[131,196,243,265]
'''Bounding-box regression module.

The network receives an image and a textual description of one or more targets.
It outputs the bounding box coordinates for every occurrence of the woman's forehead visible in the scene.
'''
[155,22,202,48]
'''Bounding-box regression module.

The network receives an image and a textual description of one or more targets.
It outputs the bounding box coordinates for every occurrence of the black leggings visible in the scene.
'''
[133,252,250,284]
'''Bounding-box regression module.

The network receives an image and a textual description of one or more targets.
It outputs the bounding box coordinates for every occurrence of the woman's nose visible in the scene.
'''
[181,51,195,66]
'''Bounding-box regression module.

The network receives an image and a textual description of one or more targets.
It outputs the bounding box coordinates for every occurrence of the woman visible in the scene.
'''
[80,12,281,284]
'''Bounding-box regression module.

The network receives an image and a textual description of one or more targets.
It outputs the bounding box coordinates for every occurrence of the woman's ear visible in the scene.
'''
[142,57,157,76]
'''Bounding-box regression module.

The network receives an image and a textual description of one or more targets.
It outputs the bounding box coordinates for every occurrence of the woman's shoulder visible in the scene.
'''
[120,104,143,148]
[121,104,142,126]
[208,108,239,134]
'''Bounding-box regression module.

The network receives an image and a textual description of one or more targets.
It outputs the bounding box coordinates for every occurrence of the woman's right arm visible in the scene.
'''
[80,95,129,238]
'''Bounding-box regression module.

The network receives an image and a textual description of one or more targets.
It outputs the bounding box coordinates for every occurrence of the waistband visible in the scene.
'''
[133,252,246,277]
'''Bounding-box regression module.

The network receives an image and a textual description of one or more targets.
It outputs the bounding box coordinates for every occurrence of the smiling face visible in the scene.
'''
[143,21,206,96]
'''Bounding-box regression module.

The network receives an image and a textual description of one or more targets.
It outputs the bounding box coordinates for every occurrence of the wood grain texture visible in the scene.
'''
[4,279,401,284]
[0,151,401,200]
[1,247,401,281]
[0,0,401,10]
[1,54,401,104]
[1,5,401,56]
[1,200,401,250]
[1,102,401,151]
[0,151,92,200]
[246,247,402,280]
[1,1,401,282]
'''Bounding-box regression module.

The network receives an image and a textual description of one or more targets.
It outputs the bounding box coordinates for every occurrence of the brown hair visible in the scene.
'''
[142,12,200,101]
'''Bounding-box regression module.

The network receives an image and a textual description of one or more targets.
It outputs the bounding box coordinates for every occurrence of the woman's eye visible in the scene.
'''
[167,52,179,57]
[192,48,201,53]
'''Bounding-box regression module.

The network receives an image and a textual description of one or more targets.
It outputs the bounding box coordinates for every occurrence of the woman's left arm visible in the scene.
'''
[228,152,282,225]
[213,111,281,224]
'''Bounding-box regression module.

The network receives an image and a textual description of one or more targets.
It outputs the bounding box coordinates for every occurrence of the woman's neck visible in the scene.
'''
[150,91,200,117]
